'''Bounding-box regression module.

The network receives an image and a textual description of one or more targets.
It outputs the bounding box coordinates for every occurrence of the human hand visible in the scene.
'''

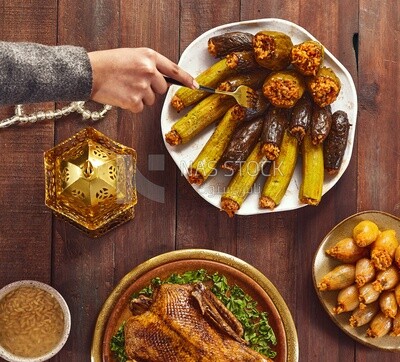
[88,47,197,113]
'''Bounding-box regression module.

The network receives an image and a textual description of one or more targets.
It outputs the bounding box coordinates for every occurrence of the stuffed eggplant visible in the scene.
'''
[218,69,270,93]
[307,66,341,107]
[311,105,332,145]
[252,30,293,71]
[208,31,254,58]
[289,93,313,143]
[263,70,306,108]
[220,117,264,173]
[241,90,270,121]
[323,110,350,174]
[260,106,289,160]
[291,40,324,76]
[221,142,266,217]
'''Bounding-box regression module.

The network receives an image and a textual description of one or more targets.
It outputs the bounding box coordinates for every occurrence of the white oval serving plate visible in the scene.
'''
[160,18,357,215]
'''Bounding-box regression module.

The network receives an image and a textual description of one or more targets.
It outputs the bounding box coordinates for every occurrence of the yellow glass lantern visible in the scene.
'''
[44,127,137,237]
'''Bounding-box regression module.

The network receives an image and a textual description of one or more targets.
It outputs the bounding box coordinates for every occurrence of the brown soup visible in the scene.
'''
[0,286,65,358]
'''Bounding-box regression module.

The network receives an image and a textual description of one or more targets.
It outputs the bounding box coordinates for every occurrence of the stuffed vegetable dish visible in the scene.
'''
[163,21,356,217]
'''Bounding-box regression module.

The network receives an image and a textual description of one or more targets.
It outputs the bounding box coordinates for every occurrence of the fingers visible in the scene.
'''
[154,52,197,89]
[126,85,159,113]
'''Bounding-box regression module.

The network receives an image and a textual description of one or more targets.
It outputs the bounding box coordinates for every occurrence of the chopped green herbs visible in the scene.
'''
[110,322,127,362]
[111,269,277,361]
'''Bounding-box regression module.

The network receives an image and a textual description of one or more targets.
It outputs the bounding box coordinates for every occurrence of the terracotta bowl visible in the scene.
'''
[91,249,298,362]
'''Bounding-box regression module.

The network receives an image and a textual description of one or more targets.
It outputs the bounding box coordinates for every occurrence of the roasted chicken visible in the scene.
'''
[124,283,272,362]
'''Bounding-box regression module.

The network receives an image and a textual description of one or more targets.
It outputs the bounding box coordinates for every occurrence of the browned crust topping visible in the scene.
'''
[220,198,239,217]
[217,81,235,92]
[309,77,340,107]
[300,196,320,206]
[171,95,185,112]
[263,79,301,108]
[187,168,204,185]
[226,53,240,69]
[312,133,326,145]
[208,40,217,57]
[259,196,276,210]
[291,42,323,76]
[231,104,246,121]
[165,130,182,146]
[261,143,280,161]
[253,34,275,60]
[290,125,306,141]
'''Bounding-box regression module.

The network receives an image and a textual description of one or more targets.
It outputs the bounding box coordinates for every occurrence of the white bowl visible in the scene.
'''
[0,280,71,362]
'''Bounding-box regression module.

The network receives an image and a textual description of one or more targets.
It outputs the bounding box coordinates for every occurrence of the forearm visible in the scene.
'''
[0,42,92,105]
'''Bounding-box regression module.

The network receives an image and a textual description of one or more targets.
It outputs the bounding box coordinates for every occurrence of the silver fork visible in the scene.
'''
[165,77,258,108]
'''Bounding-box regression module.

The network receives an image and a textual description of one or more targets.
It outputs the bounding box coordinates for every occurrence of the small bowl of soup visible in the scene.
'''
[0,280,71,362]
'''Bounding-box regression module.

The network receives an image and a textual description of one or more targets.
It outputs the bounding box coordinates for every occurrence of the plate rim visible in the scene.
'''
[312,209,400,351]
[91,248,299,362]
[161,17,358,216]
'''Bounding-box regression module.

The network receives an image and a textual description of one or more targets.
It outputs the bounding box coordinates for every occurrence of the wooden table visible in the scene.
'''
[0,1,399,361]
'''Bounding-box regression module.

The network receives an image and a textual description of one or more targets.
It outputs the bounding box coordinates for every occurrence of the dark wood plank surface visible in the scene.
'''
[0,1,399,361]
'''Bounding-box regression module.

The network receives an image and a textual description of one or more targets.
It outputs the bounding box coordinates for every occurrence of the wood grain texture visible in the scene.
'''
[51,1,121,360]
[1,1,400,361]
[0,0,56,288]
[356,1,400,361]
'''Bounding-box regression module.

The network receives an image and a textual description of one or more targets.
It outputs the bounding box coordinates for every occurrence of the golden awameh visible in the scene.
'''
[44,127,137,237]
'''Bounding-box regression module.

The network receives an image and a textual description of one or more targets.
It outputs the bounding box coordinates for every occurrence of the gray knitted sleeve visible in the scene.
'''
[0,42,93,105]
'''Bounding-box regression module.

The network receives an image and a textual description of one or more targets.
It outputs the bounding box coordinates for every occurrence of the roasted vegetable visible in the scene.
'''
[379,291,398,318]
[221,142,266,217]
[188,105,245,185]
[241,90,270,121]
[325,237,369,264]
[317,264,356,291]
[323,110,350,174]
[288,93,313,143]
[171,58,233,111]
[208,31,254,58]
[260,107,289,160]
[355,258,376,288]
[262,70,305,108]
[310,105,332,145]
[252,30,293,70]
[220,117,264,173]
[395,245,400,269]
[353,220,380,247]
[359,282,381,306]
[349,302,379,327]
[371,229,398,271]
[391,310,400,336]
[290,40,324,76]
[372,265,400,292]
[165,94,236,145]
[333,284,359,314]
[366,312,392,338]
[299,132,324,205]
[218,69,270,93]
[259,130,298,210]
[171,51,259,111]
[307,66,341,107]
